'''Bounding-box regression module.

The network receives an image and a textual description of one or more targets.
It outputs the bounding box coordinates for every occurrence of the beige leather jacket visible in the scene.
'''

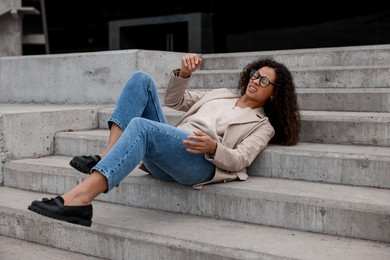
[164,70,275,189]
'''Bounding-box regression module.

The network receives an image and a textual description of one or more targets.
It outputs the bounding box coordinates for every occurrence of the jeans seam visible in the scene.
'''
[147,86,167,124]
[104,124,182,190]
[108,117,125,131]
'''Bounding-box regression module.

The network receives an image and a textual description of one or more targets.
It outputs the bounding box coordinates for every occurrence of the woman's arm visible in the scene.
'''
[164,53,207,111]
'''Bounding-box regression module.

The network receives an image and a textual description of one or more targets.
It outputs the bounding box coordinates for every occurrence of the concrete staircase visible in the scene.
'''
[0,45,389,259]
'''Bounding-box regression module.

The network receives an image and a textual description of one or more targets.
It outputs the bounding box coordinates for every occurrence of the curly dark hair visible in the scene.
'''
[238,58,301,145]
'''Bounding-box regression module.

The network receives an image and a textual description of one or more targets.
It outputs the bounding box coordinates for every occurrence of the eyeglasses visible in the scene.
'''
[250,68,275,88]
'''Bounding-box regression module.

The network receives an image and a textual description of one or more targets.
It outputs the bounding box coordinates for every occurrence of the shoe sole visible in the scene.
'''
[28,205,92,227]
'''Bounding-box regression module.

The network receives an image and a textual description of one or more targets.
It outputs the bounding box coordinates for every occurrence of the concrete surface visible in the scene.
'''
[4,155,390,242]
[1,186,389,260]
[0,235,105,260]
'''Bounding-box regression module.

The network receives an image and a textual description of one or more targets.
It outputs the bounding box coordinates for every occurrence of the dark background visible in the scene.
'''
[22,0,390,55]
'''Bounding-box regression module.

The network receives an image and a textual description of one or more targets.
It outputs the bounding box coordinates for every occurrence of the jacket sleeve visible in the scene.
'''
[164,69,208,112]
[206,117,275,172]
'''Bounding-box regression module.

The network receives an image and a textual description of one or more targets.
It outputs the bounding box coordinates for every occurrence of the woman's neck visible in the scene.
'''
[236,95,263,109]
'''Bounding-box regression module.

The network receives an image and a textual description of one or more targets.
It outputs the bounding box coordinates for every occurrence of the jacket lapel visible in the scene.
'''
[228,107,265,125]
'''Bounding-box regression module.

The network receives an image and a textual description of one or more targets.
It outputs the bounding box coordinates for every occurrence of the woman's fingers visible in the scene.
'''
[183,131,216,154]
[181,53,202,71]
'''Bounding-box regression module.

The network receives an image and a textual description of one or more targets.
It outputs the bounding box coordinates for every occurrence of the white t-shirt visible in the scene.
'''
[177,98,251,142]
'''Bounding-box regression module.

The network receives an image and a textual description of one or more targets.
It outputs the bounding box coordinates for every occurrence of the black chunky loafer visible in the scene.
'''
[28,196,93,227]
[69,155,101,174]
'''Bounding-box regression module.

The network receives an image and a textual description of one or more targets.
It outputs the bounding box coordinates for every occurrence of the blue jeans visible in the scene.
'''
[92,71,215,192]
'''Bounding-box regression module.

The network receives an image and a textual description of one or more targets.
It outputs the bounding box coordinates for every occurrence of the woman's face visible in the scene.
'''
[245,66,276,106]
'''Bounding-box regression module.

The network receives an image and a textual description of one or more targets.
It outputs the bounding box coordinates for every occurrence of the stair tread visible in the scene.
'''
[0,103,388,119]
[6,155,390,211]
[0,103,105,114]
[0,235,104,260]
[299,110,390,120]
[1,186,389,260]
[54,129,390,157]
[100,105,390,119]
[158,87,390,93]
[296,87,390,93]
[194,64,390,72]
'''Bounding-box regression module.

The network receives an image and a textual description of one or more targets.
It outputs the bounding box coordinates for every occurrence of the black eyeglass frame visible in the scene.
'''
[249,68,276,88]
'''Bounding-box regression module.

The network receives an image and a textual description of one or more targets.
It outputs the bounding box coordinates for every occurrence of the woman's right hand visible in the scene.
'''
[179,53,202,78]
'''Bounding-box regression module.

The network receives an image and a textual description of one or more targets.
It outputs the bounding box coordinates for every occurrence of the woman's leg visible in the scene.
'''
[29,73,174,225]
[97,118,214,191]
[101,71,168,158]
[64,118,215,205]
[70,71,167,174]
[62,171,108,206]
[100,123,123,158]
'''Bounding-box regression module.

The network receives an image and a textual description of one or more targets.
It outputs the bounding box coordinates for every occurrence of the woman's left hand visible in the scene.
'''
[183,130,217,155]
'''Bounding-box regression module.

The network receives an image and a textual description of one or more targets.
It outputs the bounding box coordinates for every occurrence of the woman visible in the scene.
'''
[28,53,300,227]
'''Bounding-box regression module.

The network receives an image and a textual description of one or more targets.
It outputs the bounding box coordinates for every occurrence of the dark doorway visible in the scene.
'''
[120,22,188,52]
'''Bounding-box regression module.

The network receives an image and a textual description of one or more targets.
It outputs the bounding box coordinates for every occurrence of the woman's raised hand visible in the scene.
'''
[179,53,202,78]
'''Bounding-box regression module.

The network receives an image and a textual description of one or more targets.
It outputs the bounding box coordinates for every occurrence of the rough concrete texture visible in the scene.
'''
[0,113,5,184]
[0,235,105,260]
[0,162,3,185]
[200,44,390,69]
[4,156,390,242]
[51,127,390,189]
[1,187,389,260]
[297,88,390,112]
[252,142,390,189]
[185,66,390,90]
[2,46,390,104]
[0,50,183,104]
[300,111,390,146]
[0,104,104,159]
[54,129,110,156]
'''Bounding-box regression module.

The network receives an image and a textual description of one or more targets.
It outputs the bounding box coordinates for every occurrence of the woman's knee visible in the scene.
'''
[128,117,152,129]
[130,117,147,124]
[129,71,152,83]
[123,71,155,94]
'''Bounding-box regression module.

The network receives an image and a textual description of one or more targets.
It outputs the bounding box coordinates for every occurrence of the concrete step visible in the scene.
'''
[157,87,390,112]
[296,87,390,112]
[1,47,390,105]
[54,129,390,189]
[0,96,387,165]
[0,235,105,260]
[0,103,105,160]
[186,65,390,90]
[299,111,390,146]
[252,142,390,189]
[4,155,390,242]
[98,107,390,147]
[2,187,389,260]
[200,44,390,70]
[55,129,110,156]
